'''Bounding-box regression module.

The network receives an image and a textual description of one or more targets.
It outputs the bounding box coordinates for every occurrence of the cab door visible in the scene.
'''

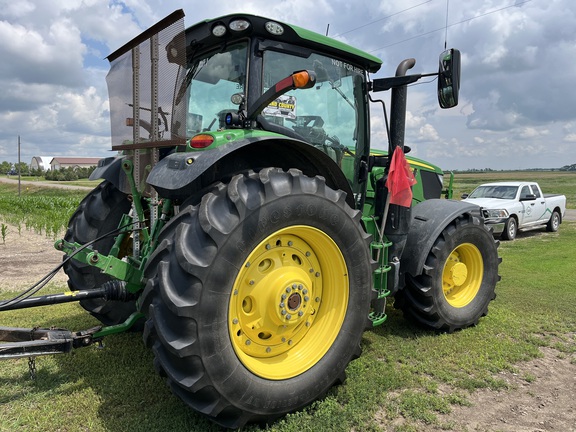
[519,185,542,226]
[529,184,548,224]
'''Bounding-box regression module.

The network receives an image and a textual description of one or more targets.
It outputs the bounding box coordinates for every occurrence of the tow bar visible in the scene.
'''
[0,282,143,360]
[0,326,102,359]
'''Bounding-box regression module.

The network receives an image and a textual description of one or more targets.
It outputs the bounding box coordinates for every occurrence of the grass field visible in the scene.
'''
[0,173,575,431]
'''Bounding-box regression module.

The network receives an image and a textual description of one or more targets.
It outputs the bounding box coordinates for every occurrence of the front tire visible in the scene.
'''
[63,181,135,325]
[501,216,517,240]
[396,212,500,332]
[141,168,374,428]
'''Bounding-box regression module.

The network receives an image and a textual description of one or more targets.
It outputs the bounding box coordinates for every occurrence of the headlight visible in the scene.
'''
[483,208,508,219]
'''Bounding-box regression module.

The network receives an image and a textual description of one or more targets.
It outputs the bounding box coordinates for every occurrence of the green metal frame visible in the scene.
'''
[54,157,175,335]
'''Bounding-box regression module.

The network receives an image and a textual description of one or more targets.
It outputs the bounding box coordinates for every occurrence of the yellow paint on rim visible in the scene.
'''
[228,226,349,380]
[442,243,483,308]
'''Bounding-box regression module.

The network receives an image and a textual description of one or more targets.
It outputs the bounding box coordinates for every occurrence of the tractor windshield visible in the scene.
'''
[174,40,369,194]
[262,50,367,162]
[174,42,248,137]
[262,50,368,192]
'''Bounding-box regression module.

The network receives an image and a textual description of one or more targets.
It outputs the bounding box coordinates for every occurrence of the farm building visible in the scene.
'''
[49,157,102,171]
[30,156,54,171]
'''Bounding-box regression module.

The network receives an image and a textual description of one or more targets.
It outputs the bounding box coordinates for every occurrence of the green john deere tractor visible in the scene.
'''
[0,10,500,429]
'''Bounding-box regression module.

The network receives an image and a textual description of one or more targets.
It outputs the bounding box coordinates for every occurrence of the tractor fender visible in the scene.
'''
[146,136,355,206]
[401,199,483,278]
[89,156,128,192]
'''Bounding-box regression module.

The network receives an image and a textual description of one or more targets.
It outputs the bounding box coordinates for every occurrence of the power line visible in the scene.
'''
[368,0,533,52]
[332,0,433,38]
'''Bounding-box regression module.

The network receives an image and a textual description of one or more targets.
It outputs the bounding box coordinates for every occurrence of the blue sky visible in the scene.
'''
[0,0,574,170]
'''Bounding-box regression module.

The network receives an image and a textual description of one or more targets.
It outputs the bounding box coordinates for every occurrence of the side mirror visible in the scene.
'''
[461,193,469,199]
[438,48,461,109]
[520,194,537,202]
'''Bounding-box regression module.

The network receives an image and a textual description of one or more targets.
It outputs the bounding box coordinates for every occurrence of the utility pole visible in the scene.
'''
[18,135,21,197]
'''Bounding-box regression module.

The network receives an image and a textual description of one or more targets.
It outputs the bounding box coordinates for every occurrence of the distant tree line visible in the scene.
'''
[454,166,576,173]
[45,166,96,181]
[0,161,96,180]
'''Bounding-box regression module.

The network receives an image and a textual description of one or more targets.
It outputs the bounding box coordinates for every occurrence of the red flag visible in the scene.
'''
[385,147,417,207]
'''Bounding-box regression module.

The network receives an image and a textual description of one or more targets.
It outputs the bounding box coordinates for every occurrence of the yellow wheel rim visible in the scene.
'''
[442,243,483,308]
[228,226,349,380]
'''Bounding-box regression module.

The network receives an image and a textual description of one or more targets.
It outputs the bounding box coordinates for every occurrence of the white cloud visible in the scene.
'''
[0,0,575,170]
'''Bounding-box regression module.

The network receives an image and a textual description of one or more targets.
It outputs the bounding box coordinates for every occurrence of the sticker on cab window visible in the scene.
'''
[263,95,296,120]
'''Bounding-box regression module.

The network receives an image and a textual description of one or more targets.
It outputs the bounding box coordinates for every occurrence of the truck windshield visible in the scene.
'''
[469,185,518,199]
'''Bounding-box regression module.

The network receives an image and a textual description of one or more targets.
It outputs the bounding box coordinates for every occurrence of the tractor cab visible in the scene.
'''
[106,12,384,207]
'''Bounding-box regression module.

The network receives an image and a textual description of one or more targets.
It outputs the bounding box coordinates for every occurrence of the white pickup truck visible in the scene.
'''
[462,181,567,240]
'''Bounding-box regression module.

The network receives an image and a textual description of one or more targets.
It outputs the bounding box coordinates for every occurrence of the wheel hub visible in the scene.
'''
[444,261,468,286]
[230,233,320,360]
[228,226,349,380]
[442,243,484,308]
[288,292,302,310]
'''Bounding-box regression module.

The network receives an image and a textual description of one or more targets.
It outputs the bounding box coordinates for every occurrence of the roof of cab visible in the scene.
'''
[186,14,383,73]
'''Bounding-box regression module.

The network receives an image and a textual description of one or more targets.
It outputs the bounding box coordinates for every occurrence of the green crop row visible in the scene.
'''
[0,184,88,239]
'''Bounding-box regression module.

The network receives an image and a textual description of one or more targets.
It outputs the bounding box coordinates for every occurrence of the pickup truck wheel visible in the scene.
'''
[546,210,561,232]
[140,168,374,428]
[63,181,135,325]
[501,216,517,240]
[397,213,500,332]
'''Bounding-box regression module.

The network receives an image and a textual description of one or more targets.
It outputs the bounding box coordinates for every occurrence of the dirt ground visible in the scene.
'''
[1,222,575,431]
[415,344,576,432]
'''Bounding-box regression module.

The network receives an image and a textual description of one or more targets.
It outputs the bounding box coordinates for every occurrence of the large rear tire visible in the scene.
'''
[396,212,500,332]
[140,168,374,428]
[63,181,135,325]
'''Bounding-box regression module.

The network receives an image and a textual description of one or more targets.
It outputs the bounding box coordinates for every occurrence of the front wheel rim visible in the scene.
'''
[229,226,349,380]
[508,221,516,238]
[442,243,484,308]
